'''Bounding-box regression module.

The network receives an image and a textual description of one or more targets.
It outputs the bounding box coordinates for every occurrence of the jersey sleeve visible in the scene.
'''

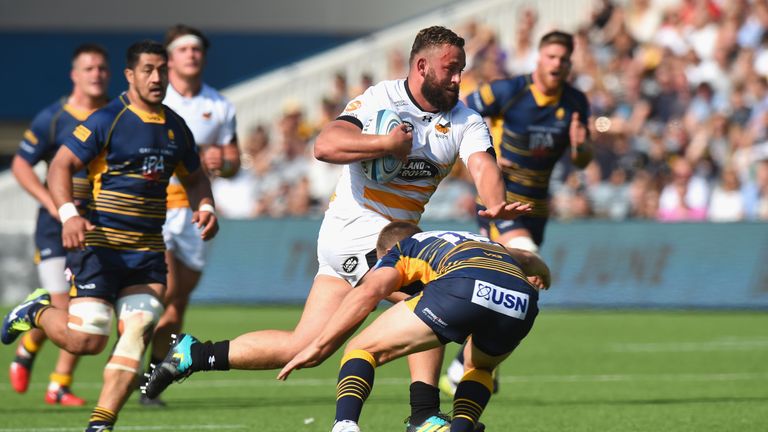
[457,110,493,164]
[16,109,55,165]
[63,112,109,165]
[336,85,379,130]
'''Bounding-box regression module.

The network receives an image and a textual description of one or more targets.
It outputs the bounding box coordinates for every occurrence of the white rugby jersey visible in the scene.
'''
[328,79,492,223]
[164,83,237,209]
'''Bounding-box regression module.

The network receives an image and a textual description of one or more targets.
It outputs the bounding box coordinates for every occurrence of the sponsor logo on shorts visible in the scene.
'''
[341,256,358,273]
[472,280,529,320]
[421,307,448,328]
[77,283,96,290]
[39,248,52,258]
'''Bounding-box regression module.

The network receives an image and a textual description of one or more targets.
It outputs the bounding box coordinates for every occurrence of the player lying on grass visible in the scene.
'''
[145,221,549,432]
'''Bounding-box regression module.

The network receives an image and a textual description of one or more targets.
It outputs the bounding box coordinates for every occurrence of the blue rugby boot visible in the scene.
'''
[405,413,451,432]
[141,333,199,398]
[1,288,50,345]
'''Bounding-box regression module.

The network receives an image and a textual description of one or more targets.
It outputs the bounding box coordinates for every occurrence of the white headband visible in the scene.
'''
[167,34,204,53]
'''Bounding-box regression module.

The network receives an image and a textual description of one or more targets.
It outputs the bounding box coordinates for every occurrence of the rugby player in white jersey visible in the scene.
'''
[143,26,530,430]
[138,24,239,406]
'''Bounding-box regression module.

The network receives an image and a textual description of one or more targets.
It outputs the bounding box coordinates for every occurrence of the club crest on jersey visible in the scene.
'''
[435,121,451,134]
[167,129,175,141]
[345,100,362,111]
[342,256,359,273]
[472,280,529,320]
[556,107,565,120]
[398,159,439,181]
[202,111,213,119]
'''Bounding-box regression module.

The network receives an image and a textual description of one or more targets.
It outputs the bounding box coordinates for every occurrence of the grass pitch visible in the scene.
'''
[0,306,766,431]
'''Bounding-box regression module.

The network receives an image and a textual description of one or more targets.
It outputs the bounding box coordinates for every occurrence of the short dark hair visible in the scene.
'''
[126,40,167,69]
[72,43,108,63]
[409,26,465,64]
[539,30,574,54]
[376,221,423,257]
[164,24,210,51]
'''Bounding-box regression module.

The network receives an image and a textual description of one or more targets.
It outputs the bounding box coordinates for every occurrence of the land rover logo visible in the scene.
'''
[342,256,359,273]
[398,159,439,181]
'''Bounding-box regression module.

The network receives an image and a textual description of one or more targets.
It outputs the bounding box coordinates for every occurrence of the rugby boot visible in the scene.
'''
[1,289,50,345]
[142,333,198,398]
[45,386,87,406]
[405,413,485,432]
[9,355,34,393]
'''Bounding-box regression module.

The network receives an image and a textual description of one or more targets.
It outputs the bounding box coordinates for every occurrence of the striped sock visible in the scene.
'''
[88,406,117,429]
[48,372,73,391]
[452,369,493,432]
[335,350,376,423]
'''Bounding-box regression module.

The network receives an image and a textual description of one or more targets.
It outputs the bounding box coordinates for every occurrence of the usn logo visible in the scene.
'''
[472,280,529,320]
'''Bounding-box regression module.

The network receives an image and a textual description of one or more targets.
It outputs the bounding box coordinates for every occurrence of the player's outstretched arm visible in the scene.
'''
[277,267,401,380]
[570,112,593,169]
[179,168,219,240]
[48,146,93,249]
[467,150,532,219]
[314,120,412,164]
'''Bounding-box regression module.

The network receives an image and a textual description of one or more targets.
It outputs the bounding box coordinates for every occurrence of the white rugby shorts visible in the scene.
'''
[316,210,390,287]
[163,207,209,272]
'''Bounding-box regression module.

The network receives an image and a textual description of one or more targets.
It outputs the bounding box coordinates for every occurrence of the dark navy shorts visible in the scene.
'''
[67,247,167,303]
[475,203,548,246]
[34,209,66,262]
[406,276,539,357]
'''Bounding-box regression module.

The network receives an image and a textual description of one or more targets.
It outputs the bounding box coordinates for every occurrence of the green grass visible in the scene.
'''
[1,307,766,431]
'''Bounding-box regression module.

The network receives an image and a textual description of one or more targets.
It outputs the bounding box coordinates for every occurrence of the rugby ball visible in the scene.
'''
[360,109,404,184]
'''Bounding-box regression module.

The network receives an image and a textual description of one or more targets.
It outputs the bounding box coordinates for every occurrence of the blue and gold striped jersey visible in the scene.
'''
[17,98,95,209]
[63,93,200,256]
[466,75,590,217]
[377,230,531,292]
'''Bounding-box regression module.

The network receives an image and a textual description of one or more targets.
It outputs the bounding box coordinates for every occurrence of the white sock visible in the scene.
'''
[447,359,465,384]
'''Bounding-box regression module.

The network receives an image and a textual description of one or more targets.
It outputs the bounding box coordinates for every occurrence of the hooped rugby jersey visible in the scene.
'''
[63,93,200,258]
[330,79,492,223]
[377,230,533,293]
[164,83,237,209]
[466,75,590,217]
[17,98,97,210]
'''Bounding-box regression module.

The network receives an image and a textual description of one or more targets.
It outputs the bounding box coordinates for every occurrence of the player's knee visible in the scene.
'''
[66,332,109,355]
[68,301,114,352]
[504,236,540,255]
[107,294,164,374]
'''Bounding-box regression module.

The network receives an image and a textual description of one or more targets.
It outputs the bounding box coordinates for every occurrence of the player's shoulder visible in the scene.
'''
[86,97,126,126]
[449,100,484,125]
[562,82,589,107]
[30,99,66,125]
[490,74,529,95]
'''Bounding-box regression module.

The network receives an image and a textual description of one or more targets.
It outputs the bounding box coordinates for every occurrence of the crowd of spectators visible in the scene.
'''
[212,0,768,223]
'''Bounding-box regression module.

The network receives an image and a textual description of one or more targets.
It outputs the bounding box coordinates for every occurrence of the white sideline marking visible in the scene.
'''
[3,372,767,393]
[0,425,246,432]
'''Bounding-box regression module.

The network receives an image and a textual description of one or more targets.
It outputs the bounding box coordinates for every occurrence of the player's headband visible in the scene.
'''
[167,34,204,52]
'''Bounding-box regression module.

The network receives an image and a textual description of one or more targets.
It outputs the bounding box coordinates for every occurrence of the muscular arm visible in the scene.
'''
[277,267,401,378]
[466,150,506,210]
[505,248,551,289]
[48,146,91,249]
[48,146,85,210]
[12,155,57,218]
[220,138,241,178]
[314,120,411,164]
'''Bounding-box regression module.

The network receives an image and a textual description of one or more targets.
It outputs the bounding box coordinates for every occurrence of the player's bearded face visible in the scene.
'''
[128,53,169,107]
[536,44,571,93]
[421,66,460,112]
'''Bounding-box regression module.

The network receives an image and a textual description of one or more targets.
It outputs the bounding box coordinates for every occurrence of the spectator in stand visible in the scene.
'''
[658,157,709,221]
[708,165,746,221]
[744,158,768,219]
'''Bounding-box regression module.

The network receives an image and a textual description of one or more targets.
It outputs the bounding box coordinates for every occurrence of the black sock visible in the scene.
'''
[190,340,230,371]
[409,381,440,425]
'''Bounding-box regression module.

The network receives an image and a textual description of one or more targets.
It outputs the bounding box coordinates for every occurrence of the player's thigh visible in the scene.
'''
[465,338,511,371]
[292,275,353,345]
[346,301,442,366]
[67,297,113,353]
